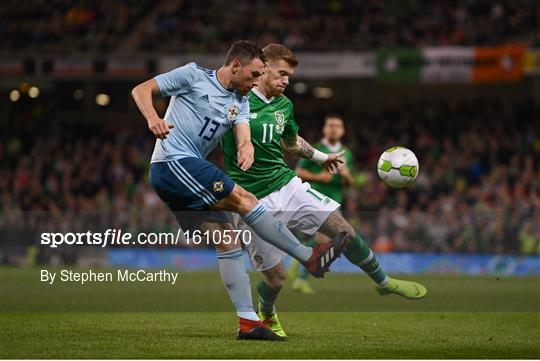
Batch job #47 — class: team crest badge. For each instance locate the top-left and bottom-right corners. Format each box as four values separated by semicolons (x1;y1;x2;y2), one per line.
227;104;239;121
213;181;224;192
274;111;285;133
254;255;263;266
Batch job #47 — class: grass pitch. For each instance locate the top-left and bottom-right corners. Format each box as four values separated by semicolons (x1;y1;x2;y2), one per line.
1;267;539;358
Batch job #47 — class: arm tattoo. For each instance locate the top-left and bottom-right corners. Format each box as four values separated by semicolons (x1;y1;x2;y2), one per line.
282;136;315;158
297;137;315;159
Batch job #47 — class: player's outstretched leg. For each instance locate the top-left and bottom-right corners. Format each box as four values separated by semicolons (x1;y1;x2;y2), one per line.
215;185;347;278
319;211;427;299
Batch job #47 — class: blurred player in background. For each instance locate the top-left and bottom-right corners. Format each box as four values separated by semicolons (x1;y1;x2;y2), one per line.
131;40;346;341
222;44;427;338
290;114;354;293
297;115;354;203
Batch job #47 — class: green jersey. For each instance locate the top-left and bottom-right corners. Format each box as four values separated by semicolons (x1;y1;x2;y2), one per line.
298;142;353;204
222;89;299;199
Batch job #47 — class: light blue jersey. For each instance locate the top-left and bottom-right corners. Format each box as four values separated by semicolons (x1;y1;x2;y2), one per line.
151;62;250;163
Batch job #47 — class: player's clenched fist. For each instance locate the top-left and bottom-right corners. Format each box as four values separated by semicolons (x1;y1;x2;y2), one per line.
148;118;174;139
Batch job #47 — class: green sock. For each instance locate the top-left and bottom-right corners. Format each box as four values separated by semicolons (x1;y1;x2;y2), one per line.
257;279;278;316
303;239;317;248
344;233;389;286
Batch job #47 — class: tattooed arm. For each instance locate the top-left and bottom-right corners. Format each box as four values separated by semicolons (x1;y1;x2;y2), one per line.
281;135;315;159
282;135;332;183
281;135;344;174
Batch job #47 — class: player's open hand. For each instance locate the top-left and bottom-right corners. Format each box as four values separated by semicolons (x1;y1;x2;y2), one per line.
322;150;345;175
148;118;174;139
237;143;254;171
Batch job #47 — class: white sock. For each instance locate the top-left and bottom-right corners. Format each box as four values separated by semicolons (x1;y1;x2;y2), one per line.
237;311;260;321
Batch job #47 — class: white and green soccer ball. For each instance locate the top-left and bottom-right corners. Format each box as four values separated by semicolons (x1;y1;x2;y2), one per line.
377;146;419;188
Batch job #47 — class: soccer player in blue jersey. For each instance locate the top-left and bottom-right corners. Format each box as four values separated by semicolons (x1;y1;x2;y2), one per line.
131;41;347;341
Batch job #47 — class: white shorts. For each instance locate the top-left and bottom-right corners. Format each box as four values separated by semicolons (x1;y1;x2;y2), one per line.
238;176;340;271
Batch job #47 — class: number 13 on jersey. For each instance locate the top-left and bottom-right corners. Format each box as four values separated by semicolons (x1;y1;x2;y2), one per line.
199;116;220;140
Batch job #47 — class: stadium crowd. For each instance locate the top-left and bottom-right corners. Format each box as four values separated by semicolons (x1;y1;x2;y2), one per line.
1;0;153;54
1;99;538;255
2;0;539;54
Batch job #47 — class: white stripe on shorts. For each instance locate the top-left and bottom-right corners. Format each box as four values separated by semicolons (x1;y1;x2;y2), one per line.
174;161;219;203
167;162;215;206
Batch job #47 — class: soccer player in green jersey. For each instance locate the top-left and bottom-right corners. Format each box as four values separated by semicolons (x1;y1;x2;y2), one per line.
222;44;427;338
289;114;355;294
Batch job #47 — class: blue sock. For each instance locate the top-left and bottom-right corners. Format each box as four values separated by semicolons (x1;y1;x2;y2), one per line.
243;204;312;262
217;249;258;321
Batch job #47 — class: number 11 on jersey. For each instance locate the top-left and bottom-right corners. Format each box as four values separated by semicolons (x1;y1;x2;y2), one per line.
261;123;274;143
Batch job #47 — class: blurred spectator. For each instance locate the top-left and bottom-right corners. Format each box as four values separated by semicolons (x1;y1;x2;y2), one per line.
1;0;152;54
1;0;539;55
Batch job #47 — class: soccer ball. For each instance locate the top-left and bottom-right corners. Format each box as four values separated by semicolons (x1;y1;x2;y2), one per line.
377;146;419;188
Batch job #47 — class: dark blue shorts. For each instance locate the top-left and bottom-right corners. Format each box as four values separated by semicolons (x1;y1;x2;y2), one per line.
149;157;235;229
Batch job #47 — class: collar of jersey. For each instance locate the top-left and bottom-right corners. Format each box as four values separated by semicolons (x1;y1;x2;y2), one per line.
251;88;274;104
213;70;234;94
321;138;342;153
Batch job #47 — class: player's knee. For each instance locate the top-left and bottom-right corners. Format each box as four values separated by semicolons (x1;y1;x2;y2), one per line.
240;191;258;213
323;211;355;240
229;186;258;214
